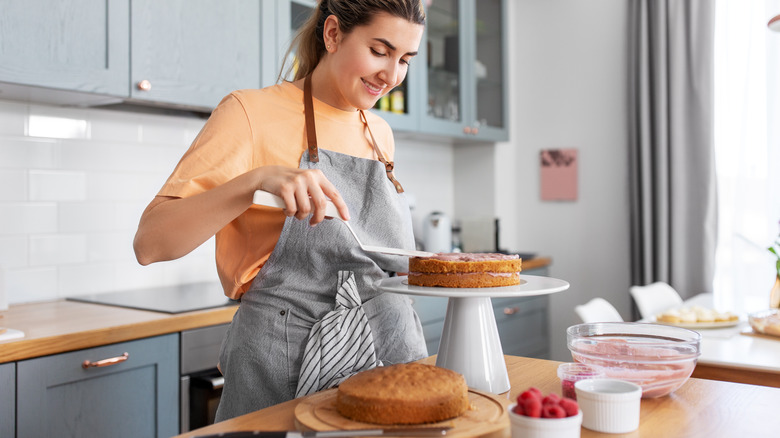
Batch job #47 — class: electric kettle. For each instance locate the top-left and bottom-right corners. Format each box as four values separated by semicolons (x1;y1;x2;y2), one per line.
423;211;452;253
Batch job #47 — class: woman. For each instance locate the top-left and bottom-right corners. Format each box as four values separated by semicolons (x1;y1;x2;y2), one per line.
133;0;428;420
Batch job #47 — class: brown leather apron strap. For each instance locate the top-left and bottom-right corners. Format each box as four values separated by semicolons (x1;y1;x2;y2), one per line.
302;75;403;193
304;75;319;162
359;110;404;194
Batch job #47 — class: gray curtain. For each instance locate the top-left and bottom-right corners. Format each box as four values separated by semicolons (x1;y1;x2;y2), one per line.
628;0;718;301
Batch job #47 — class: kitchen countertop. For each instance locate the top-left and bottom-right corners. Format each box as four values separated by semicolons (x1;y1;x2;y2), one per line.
0;299;238;363
0;257;551;364
173;354;780;438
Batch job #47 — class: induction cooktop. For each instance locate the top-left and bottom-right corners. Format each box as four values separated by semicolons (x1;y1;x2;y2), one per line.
67;282;238;314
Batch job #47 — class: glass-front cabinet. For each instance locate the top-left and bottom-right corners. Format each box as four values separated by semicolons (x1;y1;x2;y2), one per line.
270;0;507;141
280;0;420;131
422;0;507;141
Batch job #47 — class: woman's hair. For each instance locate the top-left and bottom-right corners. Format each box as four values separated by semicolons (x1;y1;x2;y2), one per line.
279;0;426;82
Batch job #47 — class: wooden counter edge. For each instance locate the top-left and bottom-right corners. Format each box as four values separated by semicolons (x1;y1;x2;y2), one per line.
522;256;551;271
0;304;237;363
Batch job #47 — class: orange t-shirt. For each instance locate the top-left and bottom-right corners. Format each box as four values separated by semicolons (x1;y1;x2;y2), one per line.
157;82;396;299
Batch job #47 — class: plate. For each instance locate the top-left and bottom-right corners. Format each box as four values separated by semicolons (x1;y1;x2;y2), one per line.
294;387;508;437
651;318;740;329
375;274;570;298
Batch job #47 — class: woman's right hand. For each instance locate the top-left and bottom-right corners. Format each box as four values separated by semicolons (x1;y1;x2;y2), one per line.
256;165;350;225
134;165;349;265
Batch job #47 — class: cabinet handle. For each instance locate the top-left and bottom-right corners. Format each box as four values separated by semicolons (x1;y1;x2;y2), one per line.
503;306;519;315
137;80;152;91
82;352;129;369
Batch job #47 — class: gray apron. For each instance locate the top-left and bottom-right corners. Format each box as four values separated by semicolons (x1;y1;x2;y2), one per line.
214;77;427;421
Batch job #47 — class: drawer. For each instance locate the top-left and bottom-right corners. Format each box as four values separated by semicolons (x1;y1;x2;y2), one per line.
181;323;230;375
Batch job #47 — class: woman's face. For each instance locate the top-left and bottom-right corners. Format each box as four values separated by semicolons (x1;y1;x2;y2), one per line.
320;12;424;111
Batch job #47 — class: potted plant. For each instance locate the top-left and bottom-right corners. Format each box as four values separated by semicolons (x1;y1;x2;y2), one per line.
770;227;780;308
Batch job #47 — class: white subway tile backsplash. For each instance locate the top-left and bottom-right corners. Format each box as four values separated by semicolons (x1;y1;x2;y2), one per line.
29;234;87;266
115;259;165;291
115;201;149;231
0;236;28;268
87;172;165;202
140;116;191;146
0;100;27;136
1;99;450;305
0;203;58;235
0;137;60;169
88;109;142;143
28;115;88;140
59;202;117;233
5;266;58;304
86;231;135;263
0;170;27;201
59;262;117;296
29;170;86;201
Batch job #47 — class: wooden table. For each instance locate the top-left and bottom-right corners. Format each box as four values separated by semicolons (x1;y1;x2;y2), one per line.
647;293;780;388
174;355;780;437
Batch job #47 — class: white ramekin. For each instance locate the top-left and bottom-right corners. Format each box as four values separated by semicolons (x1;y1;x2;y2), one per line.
574;378;642;433
507;404;582;438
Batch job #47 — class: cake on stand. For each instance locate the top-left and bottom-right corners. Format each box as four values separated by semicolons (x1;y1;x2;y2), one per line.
376;274;570;394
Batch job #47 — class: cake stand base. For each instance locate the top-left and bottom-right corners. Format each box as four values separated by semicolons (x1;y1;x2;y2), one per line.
436;296;510;394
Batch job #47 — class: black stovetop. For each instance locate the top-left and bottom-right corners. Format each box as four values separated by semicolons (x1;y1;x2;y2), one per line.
67;282;238;314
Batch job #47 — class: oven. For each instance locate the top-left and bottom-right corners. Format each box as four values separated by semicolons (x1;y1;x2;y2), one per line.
180;323;229;433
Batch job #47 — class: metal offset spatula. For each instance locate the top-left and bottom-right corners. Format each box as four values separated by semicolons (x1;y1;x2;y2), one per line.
252;190;435;258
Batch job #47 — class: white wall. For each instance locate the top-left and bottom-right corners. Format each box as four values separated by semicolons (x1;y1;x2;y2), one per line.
500;0;632;360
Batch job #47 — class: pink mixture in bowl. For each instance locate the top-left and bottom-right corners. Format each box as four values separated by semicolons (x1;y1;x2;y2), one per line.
567;323;700;398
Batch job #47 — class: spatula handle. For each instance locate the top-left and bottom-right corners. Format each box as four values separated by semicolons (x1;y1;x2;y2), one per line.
252;190;342;219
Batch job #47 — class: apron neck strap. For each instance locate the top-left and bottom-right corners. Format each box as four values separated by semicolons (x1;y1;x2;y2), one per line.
303;75;404;193
359;110;404;193
304;75;319;162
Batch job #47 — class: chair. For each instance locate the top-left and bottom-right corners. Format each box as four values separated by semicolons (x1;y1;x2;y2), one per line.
575;298;624;323
629;281;684;319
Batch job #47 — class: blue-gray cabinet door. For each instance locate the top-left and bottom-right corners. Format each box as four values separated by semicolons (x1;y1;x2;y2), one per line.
129;0;263;110
17;334;179;438
0;362;14;438
0;0;129;96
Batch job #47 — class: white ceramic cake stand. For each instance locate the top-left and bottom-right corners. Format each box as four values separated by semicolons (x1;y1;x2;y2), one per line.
375;274;570;394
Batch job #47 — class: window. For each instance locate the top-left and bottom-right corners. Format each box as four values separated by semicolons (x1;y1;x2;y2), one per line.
713;0;780;312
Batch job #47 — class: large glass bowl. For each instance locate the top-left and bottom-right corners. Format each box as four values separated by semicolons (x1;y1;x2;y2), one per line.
566;322;701;398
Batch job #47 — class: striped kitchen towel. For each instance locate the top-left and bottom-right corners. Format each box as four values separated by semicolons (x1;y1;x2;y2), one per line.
295;270;382;397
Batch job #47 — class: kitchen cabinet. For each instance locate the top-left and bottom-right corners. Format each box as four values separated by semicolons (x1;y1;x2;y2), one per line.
0;0;129;98
421;0;508;141
278;0;507;140
411;265;550;358
0;362;14;438
0;0;273;111
129;0;268;110
17;334;179;438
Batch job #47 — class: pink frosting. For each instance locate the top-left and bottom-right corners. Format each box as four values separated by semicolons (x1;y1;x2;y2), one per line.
423;252;520;262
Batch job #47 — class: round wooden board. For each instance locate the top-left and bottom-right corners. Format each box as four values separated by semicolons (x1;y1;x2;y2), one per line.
294;388;509;437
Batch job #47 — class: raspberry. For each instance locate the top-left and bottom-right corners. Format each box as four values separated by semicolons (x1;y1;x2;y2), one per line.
523;397;543;418
512;402;526;416
559;397;579;417
542;393;560;406
518;388;542;404
527;387;543;399
561;379;576;399
542;404;567;418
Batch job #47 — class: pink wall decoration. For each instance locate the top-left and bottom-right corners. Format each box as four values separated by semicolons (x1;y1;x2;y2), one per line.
540;148;578;201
